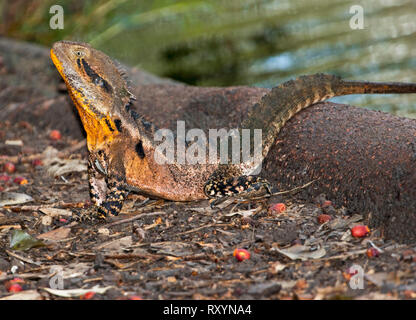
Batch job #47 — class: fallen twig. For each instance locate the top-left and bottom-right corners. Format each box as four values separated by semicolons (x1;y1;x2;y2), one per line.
5;249;42;266
105;211;166;228
271;179;318;196
317;249;368;261
177;223;232;236
7;201;88;212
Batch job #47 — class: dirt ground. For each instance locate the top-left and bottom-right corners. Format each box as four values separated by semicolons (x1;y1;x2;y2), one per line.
1;119;416;300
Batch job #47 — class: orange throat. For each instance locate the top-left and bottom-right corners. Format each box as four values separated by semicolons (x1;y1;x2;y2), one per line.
68;88;118;150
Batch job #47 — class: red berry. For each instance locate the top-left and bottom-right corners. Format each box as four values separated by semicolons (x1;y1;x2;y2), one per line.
317;214;332;224
49;130;62;141
351;225;370;238
5;277;25;291
269;203;286;214
233;248;251;262
80;291;95;300
3;162;16;174
7;283;23;293
13;176;28;185
366;247;380;258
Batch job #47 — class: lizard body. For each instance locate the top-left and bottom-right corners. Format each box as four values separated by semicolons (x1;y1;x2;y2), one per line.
50;41;416;217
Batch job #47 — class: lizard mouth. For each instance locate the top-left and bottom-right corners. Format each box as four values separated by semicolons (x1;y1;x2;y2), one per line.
50;48;66;81
50;44;78;87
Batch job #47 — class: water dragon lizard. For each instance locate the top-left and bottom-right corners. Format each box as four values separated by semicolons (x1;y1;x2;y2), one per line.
50;40;416;218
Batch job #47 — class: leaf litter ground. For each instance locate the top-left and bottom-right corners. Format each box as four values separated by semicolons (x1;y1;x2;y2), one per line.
1;119;416;300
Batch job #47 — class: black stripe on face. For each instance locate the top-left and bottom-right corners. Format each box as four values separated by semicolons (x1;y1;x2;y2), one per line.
81;59;113;94
135;140;145;159
105;119;114;132
114;119;122;132
77;58;81;69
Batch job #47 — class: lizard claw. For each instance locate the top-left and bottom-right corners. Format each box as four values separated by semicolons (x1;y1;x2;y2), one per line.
72;208;107;223
205;175;273;208
209;197;230;209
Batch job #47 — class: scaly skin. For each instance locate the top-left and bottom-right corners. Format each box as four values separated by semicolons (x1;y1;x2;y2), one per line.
50;40;416;218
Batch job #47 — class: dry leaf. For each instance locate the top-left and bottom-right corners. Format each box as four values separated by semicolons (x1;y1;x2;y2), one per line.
43;285;114;298
43;152;87;177
274;244;326;261
269;261;286;273
48;263;91;279
37;227;71;241
0;192;33;207
0;290;42;300
95;236;133;251
150;241;194;257
40;208;72;217
46;158;87;176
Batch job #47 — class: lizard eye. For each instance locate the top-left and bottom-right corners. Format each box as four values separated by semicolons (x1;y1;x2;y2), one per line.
94;77;104;86
74;50;84;57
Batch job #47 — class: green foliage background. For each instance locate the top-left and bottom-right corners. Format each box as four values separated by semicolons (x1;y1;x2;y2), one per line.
1;0;415;116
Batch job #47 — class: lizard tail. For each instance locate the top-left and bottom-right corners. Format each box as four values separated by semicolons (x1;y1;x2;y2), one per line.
242;73;416;158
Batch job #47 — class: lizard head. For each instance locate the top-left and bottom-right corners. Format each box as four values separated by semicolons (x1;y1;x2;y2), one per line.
51;40;135;149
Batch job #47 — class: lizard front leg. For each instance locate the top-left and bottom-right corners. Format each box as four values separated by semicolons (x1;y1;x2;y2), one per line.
97;174;128;217
88;155;108;207
72;156;109;221
88;154;127;218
